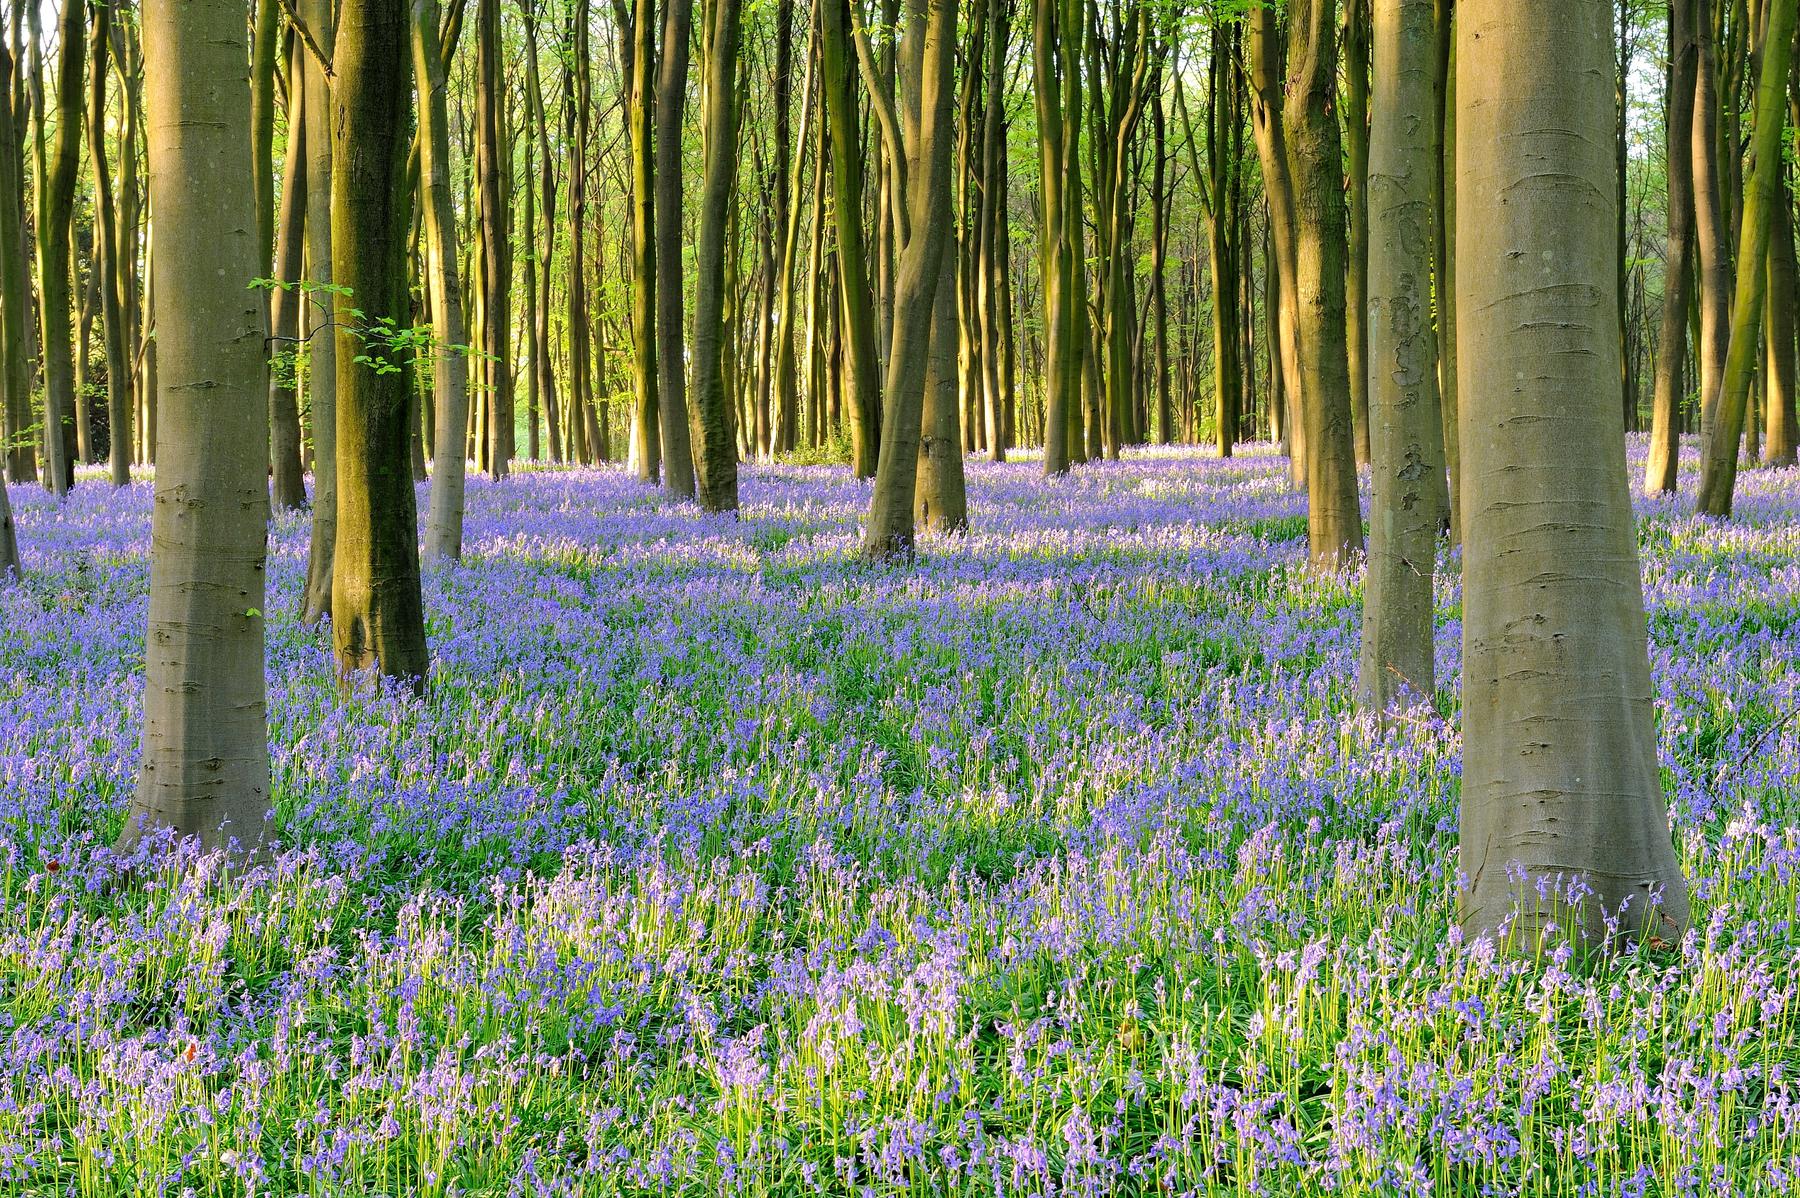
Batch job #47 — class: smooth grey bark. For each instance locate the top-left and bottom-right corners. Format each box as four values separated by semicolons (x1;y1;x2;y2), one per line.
1456;0;1689;949
1358;0;1446;712
126;0;272;854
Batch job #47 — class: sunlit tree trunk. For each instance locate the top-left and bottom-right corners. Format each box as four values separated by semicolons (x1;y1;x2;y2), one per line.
126;0;272;853
1696;0;1796;515
1647;0;1699;493
268;35;309;511
624;0;660;484
35;0;84;496
476;0;511;480
1247;6;1305;491
655;0;697;497
1691;0;1731;439
0;16;34;486
1457;0;1689;948
331;0;429;688
688;0;744;511
1358;0;1446;711
415;0;471;562
299;0;338;625
820;0;881;478
85;5;130;486
1284;0;1365;569
1343;0;1373;467
1769;152;1800;466
861;0;958;558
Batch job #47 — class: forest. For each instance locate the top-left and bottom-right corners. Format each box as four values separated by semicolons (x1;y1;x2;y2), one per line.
0;0;1798;1193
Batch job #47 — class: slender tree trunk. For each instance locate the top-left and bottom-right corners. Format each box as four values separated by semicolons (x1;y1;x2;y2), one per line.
1696;0;1796;515
126;0;272;853
300;0;339;625
268;38;309;510
522;1;560;463
1247;6;1306;491
1647;0;1699;493
1457;0;1689;948
1285;0;1366;569
1434;0;1460;539
688;0;744;511
861;0;958;559
1691;0;1732;439
0;15;31;487
1343;0;1373;466
331;0;429;688
85;6;130;485
476;0;511;481
416;0;472;562
1359;0;1446;711
655;0;697;496
624;0;660;483
35;0;84;496
1768;156;1800;465
821;0;882;477
915;242;967;531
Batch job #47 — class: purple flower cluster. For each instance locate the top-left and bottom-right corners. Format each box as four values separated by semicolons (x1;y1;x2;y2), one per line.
0;440;1795;1195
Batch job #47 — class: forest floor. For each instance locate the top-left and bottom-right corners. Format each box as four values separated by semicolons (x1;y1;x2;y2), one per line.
1;441;1798;1195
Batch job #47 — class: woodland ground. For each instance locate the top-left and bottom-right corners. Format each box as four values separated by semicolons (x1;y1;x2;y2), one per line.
1;441;1798;1196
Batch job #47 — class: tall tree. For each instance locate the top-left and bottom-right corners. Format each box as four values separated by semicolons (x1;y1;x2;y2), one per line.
35;0;84;496
1284;0;1366;568
1690;0;1730;444
820;0;882;478
1358;0;1446;711
1696;0;1797;515
860;0;959;558
268;33;310;512
126;0;272;853
475;0;512;479
624;0;659;484
1457;0;1689;947
331;0;429;688
416;0;472;562
86;2;130;486
0;13;35;486
299;0;339;625
654;0;697;497
1646;0;1698;493
687;0;745;510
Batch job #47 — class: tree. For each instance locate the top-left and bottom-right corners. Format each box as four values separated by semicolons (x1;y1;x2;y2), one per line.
820;0;882;478
859;0;959;559
1645;0;1697;494
125;0;272;853
0;16;35;486
331;0;429;689
687;0;745;511
1456;0;1689;947
268;33;310;512
625;0;659;484
1695;0;1798;516
34;0;83;496
1358;0;1446;711
655;0;697;498
415;0;472;562
86;3;130;486
300;0;339;625
1285;0;1365;569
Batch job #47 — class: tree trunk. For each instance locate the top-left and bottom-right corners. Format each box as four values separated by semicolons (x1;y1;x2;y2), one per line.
655;0;697;497
331;0;429;689
820;0;882;478
1343;0;1373;467
1768;155;1800;466
1285;0;1366;569
299;0;338;624
35;0;84;496
126;0;272;853
1358;0;1446;711
861;0;958;559
416;0;472;562
1647;0;1699;493
476;0;511;481
1696;0;1796;515
268;36;309;511
1691;0;1731;440
1247;6;1306;491
86;6;130;486
1457;0;1689;948
688;0;744;511
625;0;659;484
0;15;33;487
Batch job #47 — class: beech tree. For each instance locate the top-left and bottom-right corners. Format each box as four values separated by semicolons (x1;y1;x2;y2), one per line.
126;0;271;853
1457;0;1689;947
